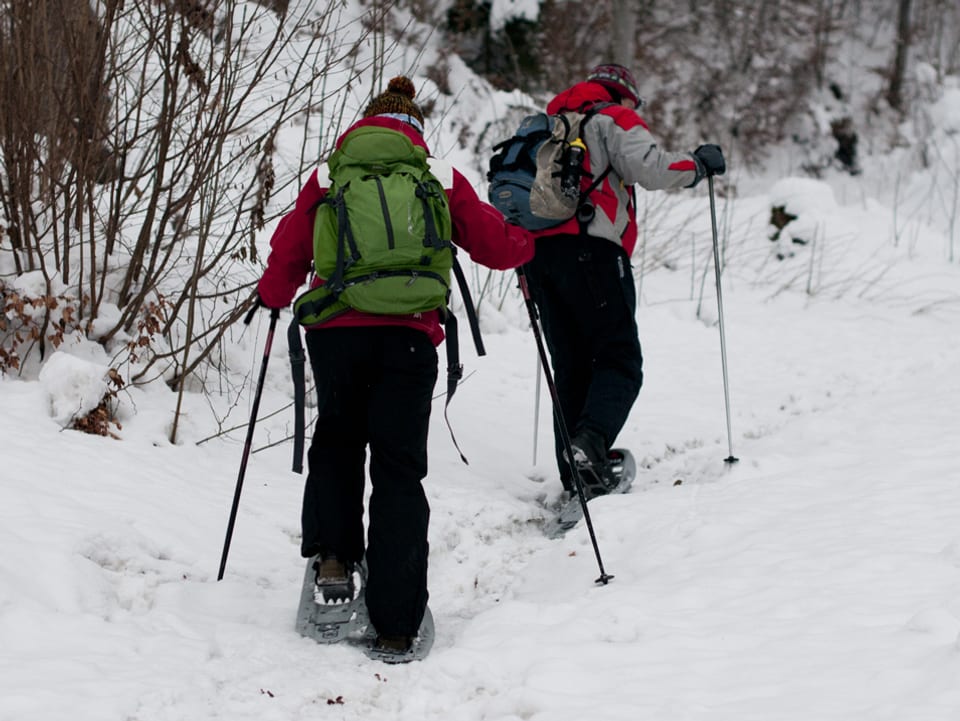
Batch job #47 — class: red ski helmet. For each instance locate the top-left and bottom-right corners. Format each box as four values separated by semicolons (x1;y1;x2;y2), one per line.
586;63;643;108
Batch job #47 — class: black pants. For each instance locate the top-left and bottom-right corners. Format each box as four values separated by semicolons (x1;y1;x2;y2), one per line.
524;235;644;489
302;326;438;638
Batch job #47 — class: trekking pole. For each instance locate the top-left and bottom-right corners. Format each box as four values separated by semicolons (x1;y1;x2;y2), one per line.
516;267;614;585
533;353;541;465
217;305;281;581
708;177;738;465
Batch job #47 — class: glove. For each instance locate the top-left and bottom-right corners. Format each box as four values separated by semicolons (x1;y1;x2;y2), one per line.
244;292;280;325
693;144;726;178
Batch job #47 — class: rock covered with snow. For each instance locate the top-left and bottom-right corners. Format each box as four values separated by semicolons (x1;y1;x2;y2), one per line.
766;177;839;257
38;351;110;426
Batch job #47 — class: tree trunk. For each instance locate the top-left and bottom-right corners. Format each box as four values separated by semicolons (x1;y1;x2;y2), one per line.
887;0;912;111
609;0;637;68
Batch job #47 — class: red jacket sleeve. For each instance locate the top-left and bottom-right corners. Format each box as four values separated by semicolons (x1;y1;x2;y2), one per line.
448;168;534;269
259;159;533;310
257;169;325;309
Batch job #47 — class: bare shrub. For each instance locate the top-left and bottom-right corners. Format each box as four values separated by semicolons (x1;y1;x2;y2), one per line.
0;0;389;440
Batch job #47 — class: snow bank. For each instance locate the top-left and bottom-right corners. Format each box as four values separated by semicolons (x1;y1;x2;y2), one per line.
38;351;110;426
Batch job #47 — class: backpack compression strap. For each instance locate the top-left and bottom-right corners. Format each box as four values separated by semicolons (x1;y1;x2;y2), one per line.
285;253;485;473
441;252;485;465
322;187;360;295
416;181;452;253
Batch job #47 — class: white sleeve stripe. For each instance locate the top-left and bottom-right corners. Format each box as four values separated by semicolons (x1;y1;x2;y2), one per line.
314;163;331;188
427;158;454;189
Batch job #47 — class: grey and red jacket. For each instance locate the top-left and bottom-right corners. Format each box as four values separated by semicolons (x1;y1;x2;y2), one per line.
538;81;700;257
257;115;534;345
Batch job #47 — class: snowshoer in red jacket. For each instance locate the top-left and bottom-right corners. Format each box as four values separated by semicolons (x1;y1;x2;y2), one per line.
523;63;726;497
258;76;533;658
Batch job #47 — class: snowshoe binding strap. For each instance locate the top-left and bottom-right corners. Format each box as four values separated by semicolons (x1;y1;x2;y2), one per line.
312;556;356;604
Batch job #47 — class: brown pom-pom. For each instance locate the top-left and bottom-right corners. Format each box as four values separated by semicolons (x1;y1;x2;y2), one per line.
387;76;416;100
362;75;424;125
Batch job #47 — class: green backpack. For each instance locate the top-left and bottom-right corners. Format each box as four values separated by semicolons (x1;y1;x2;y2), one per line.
293;125;454;325
286;125;484;474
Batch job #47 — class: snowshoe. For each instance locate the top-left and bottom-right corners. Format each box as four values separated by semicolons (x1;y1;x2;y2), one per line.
543;448;636;539
295;556;368;644
295;556;435;662
363;608;435;664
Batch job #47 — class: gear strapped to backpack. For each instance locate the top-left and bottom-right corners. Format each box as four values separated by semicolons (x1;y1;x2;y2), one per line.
287;125;484;472
487;105;611;231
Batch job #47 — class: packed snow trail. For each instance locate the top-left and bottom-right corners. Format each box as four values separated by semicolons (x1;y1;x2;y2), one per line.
4;270;960;720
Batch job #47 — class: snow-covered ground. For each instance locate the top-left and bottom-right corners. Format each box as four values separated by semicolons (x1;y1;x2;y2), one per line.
4;171;960;719
4;6;960;717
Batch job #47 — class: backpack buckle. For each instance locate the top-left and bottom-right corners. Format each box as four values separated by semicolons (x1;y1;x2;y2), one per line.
447;362;463;382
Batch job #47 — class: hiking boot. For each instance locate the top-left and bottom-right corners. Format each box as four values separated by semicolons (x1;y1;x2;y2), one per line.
368;634;415;663
312;554;355;604
374;634;413;653
565;429;619;500
565;428;606;471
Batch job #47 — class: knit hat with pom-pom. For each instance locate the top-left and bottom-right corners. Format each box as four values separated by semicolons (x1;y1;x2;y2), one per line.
362;76;424;131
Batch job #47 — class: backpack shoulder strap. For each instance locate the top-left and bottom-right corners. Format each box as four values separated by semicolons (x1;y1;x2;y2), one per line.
575;100;615;117
582;103;615;166
575;101;615;140
571;102;616;235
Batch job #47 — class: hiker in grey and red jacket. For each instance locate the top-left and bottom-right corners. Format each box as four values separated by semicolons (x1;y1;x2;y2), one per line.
523;63;725;497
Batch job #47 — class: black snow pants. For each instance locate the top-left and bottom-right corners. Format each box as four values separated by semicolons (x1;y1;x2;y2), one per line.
523;234;644;490
302;325;438;638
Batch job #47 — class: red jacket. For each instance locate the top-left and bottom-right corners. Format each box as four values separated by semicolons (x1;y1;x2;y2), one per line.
258;116;534;345
538;82;699;257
